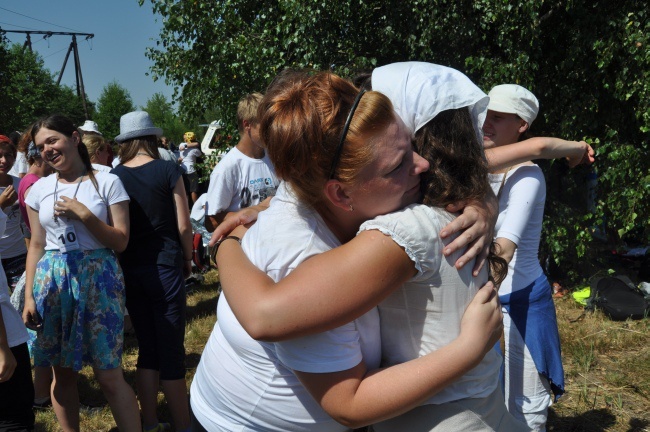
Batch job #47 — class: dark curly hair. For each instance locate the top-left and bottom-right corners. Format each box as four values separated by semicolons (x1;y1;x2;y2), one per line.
414;107;507;284
415;108;489;207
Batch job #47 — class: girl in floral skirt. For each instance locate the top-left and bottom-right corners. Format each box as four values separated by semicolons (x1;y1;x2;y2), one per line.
22;114;140;432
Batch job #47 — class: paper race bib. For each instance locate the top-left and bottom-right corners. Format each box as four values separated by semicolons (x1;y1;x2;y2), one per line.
55;225;80;252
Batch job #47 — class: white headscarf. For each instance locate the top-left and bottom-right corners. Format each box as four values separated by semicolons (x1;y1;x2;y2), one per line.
371;62;488;142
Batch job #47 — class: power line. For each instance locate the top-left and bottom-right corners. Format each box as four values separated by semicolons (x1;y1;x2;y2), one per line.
0;6;84;33
0;21;39;31
43;46;70;59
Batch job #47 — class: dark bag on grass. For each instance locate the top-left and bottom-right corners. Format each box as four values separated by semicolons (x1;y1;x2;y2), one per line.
586;275;650;320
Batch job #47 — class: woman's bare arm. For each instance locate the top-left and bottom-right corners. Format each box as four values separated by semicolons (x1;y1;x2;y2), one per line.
173;178;193;277
486;137;594;171
23;206;46;330
295;283;503;428
440;138;595;273
217;228;416;341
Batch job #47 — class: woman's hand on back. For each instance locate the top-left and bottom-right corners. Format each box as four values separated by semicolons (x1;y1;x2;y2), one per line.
459;282;503;364
441;191;498;276
208;197;272;247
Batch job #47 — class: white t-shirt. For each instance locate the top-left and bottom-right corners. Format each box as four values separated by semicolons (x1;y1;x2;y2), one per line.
359;204;501;406
0;210;29;348
205;146;279;216
158;148;177;163
489;164;546;296
91;163;112;173
179;148;202;174
25;172;130;251
111;156;121;168
0;176;27;259
190;193;208;223
8;152;28;177
190;182;381;432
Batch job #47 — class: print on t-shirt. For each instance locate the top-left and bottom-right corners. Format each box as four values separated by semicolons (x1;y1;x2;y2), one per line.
240;176;276;208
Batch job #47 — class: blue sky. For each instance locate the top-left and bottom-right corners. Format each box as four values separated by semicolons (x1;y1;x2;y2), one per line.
0;0;175;109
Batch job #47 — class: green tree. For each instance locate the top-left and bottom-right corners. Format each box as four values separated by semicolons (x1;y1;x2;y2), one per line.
141;0;650;282
95;81;135;141
1;39;93;133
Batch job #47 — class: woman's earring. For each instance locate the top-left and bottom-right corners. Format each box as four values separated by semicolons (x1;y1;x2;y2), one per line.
349;204;354;212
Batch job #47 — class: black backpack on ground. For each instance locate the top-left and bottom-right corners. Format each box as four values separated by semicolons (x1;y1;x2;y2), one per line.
586;275;650;321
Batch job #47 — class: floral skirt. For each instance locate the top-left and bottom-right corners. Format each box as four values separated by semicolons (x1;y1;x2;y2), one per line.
32;249;125;371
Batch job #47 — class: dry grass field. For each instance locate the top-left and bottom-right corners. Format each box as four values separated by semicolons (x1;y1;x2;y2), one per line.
32;269;649;431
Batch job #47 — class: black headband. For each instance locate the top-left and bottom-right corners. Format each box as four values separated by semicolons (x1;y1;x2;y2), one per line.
328;89;367;179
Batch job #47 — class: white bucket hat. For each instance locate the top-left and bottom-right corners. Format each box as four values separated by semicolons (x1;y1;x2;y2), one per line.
79;120;102;136
487;84;539;126
115;111;163;143
371;62;489;142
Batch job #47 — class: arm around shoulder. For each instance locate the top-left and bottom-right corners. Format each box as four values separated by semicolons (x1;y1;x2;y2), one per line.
217;229;416;341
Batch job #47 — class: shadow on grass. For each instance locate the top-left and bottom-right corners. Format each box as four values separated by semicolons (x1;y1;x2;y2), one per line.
627;418;650;432
548;407;616;431
186;294;220;323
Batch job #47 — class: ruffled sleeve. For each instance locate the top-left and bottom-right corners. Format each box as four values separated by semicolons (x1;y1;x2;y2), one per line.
359;204;450;282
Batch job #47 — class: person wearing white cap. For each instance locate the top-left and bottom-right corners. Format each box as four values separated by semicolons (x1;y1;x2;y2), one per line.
78;120;103;137
484;84;565;431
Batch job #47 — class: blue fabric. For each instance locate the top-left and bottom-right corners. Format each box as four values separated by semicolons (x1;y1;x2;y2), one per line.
33;249;125;371
500;273;565;400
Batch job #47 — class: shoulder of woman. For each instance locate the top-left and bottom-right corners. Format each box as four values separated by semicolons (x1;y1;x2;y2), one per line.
510;163;543;176
360;204;444;246
94;170;116;180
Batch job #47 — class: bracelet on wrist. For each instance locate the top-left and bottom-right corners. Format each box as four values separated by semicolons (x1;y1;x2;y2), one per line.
210;235;242;262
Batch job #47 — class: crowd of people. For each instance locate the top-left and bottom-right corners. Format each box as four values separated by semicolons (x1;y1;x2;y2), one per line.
0;61;594;432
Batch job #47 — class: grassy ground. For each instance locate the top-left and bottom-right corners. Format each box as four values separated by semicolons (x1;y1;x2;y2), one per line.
33;269;649;431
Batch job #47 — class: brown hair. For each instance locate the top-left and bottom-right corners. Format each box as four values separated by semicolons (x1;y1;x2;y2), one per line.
118;136;160;164
416;108;490;207
82;134;107;162
259;70;395;207
516;115;533;141
414;107;507;284
17;125;32;154
237;92;264;133
31;114;98;188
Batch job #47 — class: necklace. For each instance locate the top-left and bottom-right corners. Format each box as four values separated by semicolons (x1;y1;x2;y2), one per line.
53;171;85;224
136;152;150;157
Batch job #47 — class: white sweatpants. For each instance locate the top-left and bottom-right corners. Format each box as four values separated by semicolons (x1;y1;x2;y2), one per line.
502;307;553;431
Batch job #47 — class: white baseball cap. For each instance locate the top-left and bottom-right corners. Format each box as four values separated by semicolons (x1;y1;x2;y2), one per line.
487;84;539;126
79;120;102;136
